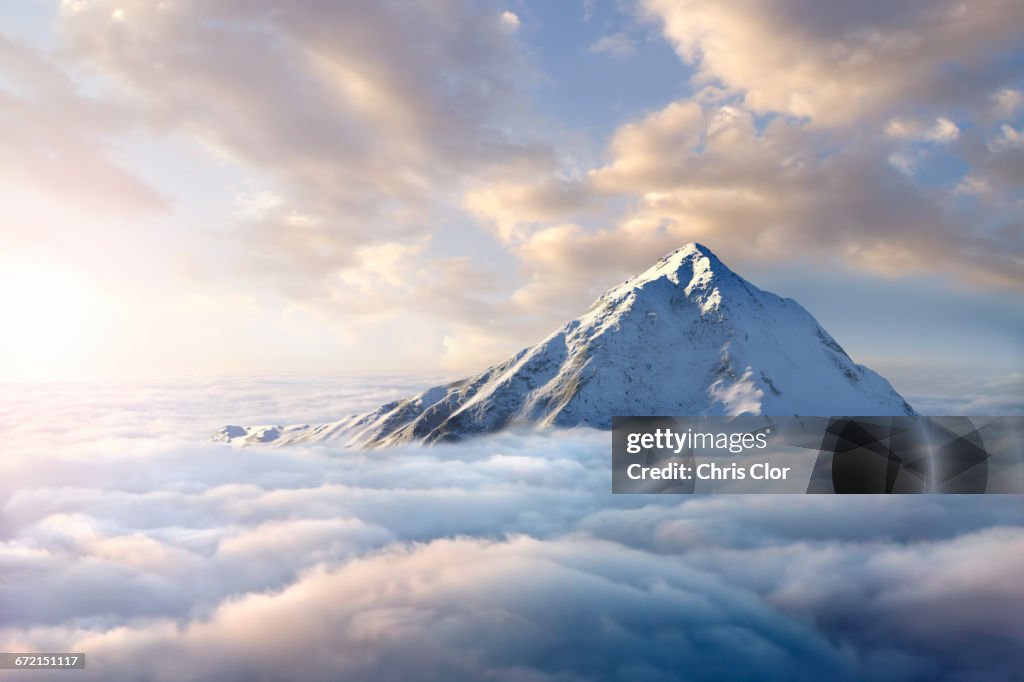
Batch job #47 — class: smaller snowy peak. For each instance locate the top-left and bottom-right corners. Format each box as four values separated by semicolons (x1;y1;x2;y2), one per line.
213;423;310;445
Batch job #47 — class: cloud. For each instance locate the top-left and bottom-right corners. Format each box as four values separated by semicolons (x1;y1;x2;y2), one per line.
500;10;521;30
884;117;959;143
441;329;523;371
1;378;1023;680
449;0;1024;349
59;536;859;681
953;175;992;196
992;88;1024;119
483;100;1022;318
464;176;594;244
889;371;1024;415
955;123;1024;199
638;0;1024;125
5;0;1017;376
0;35;165;216
54;0;544;316
588;33;638;59
987;124;1024;153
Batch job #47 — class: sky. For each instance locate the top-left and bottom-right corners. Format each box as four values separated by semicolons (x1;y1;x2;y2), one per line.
1;0;1022;385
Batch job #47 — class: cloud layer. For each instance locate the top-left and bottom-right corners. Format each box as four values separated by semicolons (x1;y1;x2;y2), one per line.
1;378;1022;680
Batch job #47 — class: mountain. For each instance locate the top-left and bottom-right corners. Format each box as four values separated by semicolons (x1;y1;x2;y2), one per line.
216;243;915;448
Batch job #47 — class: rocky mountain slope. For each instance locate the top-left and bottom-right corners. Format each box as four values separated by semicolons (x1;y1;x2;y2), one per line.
216;244;915;448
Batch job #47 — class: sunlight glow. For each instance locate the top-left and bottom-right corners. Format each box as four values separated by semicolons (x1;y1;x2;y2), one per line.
0;259;102;380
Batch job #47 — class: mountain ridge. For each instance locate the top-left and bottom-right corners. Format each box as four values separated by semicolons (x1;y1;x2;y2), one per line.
216;243;915;448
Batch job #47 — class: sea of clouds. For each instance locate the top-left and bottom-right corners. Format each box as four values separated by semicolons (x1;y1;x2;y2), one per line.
1;376;1022;681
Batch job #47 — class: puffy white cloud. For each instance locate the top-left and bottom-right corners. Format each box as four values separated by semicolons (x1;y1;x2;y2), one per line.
500;10;521;30
1;378;1022;680
884;117;959;143
485;99;1021;317
464;177;594;245
639;0;1024;125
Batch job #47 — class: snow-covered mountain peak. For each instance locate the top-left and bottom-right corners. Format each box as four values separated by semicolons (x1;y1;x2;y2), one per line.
607;242;721;293
591;243;748;320
217;243;916;448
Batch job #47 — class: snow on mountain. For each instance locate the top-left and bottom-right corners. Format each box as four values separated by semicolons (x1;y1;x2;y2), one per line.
216;243;915;448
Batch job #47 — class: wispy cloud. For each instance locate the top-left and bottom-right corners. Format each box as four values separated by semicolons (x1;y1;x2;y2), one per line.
0;36;165;214
588;32;638;59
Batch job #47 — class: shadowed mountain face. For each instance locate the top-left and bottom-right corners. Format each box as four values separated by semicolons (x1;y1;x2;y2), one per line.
217;244;915;448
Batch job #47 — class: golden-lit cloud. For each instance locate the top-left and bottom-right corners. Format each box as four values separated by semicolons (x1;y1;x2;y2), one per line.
463;97;1020;327
884;117;960;143
0;0;1020;375
639;0;1024;125
454;0;1024;329
0;36;165;214
53;0;542;315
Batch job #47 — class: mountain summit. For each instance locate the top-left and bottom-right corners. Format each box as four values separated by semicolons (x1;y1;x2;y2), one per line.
217;243;915;448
